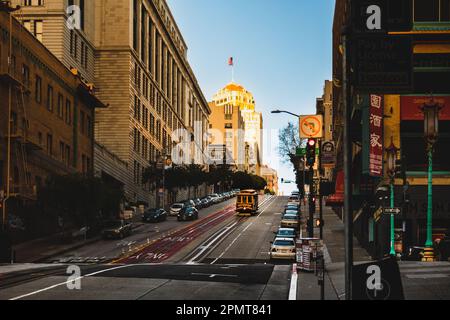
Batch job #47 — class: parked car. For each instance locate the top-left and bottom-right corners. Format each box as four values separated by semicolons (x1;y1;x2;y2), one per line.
402;246;425;261
170;203;185;216
193;198;203;209
288;196;300;203
177;206;199;221
184;200;196;208
209;194;221;204
200;197;211;208
270;237;296;260
274;228;297;240
142;209;167;223
280;214;300;229
102;220;132;239
284;209;300;217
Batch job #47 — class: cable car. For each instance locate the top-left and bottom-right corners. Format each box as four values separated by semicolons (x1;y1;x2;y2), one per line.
236;189;259;216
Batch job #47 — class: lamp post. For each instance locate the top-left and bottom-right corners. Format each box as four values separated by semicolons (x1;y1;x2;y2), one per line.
420;100;442;262
271;110;300;118
385;138;399;257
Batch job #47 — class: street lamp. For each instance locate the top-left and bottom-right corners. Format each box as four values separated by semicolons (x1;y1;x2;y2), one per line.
271;110;300;118
385;138;399;257
420;100;443;262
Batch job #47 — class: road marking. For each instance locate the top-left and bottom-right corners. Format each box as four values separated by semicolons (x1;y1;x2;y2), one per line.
186;222;239;264
9;264;136;301
289;264;298;300
191;273;238;279
210;196;278;264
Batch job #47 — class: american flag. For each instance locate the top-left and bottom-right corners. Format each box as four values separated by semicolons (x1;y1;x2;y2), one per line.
228;57;234;66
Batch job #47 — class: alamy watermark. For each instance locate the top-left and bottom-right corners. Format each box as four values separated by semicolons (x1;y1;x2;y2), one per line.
66;5;81;30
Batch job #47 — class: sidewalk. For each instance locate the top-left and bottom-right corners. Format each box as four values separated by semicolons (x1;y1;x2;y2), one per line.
296;200;372;300
10;218;145;263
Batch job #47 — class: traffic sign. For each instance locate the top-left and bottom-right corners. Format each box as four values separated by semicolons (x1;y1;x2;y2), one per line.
383;208;401;215
299;115;323;139
321;141;336;167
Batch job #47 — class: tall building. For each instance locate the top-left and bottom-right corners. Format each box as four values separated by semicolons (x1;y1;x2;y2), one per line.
332;0;450;259
260;165;278;195
12;0;212;207
0;8;102;213
209;82;263;174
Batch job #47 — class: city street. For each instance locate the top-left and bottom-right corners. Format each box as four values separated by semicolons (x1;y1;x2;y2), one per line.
0;196;293;300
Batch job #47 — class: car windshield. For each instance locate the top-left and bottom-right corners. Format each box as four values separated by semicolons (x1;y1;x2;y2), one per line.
274;240;294;246
146;209;158;214
283;215;298;220
285;210;298;215
278;230;295;236
172;204;183;209
185;208;195;213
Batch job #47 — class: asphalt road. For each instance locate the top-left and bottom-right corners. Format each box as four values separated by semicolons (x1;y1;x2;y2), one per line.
0;196;294;300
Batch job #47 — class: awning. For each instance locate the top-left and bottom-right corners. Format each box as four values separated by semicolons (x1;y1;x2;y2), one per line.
326;170;344;206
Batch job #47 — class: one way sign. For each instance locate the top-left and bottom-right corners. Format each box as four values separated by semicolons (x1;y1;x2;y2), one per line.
383;208;401;215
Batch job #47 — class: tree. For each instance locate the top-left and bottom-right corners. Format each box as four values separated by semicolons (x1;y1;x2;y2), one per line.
278;122;303;164
232;172;267;191
279;122;307;197
38;174;124;234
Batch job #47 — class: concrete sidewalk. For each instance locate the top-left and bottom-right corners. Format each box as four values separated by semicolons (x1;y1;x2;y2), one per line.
11;220;145;263
296;200;372;300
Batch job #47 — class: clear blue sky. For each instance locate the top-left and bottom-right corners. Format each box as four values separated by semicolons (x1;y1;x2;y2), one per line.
168;0;335;195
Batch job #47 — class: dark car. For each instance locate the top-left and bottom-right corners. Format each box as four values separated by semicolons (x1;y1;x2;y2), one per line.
178;206;199;221
193;199;203;209
402;246;426;261
142;209;167;223
200;197;211;208
102;220;132;239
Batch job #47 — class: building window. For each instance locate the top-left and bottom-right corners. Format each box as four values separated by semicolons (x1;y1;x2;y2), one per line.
225;123;233;129
141;7;147;63
414;0;450;22
22;64;30;88
74;34;78;60
57;93;64;118
65;99;72;125
46;85;53;111
23;0;43;6
35;75;42;103
79;0;85;30
34;20;43;42
86;115;92;138
80;110;85;134
148;18;153;74
65;145;71;167
133;0;138;51
60;141;65;162
80;42;85;67
70;30;74;55
133;128;138;151
47;133;53;156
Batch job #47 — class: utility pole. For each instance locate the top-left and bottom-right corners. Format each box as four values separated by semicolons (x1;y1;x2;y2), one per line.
342;24;353;300
318;139;323;240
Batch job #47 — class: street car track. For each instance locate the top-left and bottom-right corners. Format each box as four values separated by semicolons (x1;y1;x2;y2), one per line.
113;196;274;265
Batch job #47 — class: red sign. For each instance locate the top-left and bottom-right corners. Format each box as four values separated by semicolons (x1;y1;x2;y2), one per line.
369;95;384;177
401;96;450;120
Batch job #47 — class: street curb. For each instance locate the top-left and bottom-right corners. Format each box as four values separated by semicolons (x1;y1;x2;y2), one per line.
31;223;144;264
289;263;298;300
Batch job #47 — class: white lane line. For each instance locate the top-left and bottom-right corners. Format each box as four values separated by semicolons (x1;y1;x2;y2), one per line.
289;264;298;301
9;264;137;301
185;195;274;264
186;221;239;265
210;196;278;264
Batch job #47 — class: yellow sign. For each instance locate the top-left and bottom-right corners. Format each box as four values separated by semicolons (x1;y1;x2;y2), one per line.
299;115;323;139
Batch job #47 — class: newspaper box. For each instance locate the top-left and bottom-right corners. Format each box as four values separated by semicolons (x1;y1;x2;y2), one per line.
296;238;323;272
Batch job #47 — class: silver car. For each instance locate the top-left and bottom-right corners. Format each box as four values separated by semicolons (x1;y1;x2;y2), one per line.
169;203;184;216
270;238;296;260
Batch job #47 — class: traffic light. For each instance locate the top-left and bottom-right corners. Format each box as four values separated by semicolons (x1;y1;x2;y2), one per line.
395;156;407;183
306;139;316;166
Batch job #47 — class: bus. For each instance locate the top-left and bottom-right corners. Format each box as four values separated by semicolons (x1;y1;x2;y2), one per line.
236;190;259;216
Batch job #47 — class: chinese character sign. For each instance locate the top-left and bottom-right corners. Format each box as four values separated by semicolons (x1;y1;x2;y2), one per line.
369;94;383;177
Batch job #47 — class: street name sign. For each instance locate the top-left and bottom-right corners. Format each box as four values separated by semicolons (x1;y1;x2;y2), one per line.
383;208;401;215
